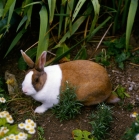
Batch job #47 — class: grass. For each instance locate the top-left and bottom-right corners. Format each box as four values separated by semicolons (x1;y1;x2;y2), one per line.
51;81;83;122
89;103;113;140
122;113;139;140
35;126;46;140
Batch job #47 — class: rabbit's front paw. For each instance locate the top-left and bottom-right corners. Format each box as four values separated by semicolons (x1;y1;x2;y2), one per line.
34;105;47;113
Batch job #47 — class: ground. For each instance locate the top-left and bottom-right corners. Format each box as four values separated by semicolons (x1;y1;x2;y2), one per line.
0;43;139;140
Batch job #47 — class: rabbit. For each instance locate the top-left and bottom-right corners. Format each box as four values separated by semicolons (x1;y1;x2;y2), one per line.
21;50;120;113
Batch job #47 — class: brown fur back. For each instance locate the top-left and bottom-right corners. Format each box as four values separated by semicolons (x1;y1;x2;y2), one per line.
59;60;112;105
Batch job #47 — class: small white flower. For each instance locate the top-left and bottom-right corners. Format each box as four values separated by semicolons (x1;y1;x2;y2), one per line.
6;116;14;124
8;134;15;139
0;111;10;118
136;134;139;140
14;135;20;140
24;123;32;131
0;112;6;118
25;119;34;124
28;128;36;134
18;122;25;129
1;137;9;140
18;132;28;139
0;97;6;103
25;119;36;128
0;126;9;134
135;122;139;126
30;121;37;128
130;112;138;118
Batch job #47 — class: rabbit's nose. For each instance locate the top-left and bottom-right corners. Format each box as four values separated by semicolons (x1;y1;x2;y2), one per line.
22;87;27;93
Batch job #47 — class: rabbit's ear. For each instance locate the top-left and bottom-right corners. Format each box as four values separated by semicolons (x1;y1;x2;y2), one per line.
35;51;47;71
21;50;35;68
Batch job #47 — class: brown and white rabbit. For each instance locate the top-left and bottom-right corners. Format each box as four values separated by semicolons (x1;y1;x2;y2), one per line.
21;50;119;113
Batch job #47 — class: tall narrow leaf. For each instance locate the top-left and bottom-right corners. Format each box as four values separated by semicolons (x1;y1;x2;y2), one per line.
16;15;28;32
6;0;16;31
36;6;49;61
87;16;111;41
126;0;138;51
4;28;26;57
64;0;74;33
2;0;15;18
87;0;100;42
112;0;122;35
48;0;56;24
25;0;33;29
54;5;93;49
0;1;3;17
58;3;65;38
72;0;86;22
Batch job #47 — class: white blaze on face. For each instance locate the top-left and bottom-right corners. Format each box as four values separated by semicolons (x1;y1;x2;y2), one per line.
22;71;37;95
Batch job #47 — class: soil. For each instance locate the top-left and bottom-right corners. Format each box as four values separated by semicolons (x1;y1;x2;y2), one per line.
0;41;139;140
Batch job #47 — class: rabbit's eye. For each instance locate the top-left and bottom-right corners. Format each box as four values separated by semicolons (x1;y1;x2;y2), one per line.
35;78;39;83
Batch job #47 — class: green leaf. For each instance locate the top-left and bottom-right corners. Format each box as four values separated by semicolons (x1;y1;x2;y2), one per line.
4;28;27;58
54;5;93;49
23;1;42;8
64;0;74;33
6;0;16;31
0;118;7;126
72;129;94;140
48;0;56;24
18;47;37;70
116;85;130;99
87;0;100;41
74;46;87;60
36;5;49;61
73;129;83;139
58;4;65;38
16;15;28;32
72;0;86;22
48;38;86;65
87;16;111;41
25;0;33;29
126;0;138;51
0;1;3;18
2;0;15;18
56;43;70;59
124;92;130;98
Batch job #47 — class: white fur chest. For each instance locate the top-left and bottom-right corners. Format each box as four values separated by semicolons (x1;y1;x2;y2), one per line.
32;65;62;105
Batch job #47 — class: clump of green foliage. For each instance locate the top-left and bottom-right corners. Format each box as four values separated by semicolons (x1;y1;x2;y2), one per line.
36;126;46;140
89;103;113;140
122;114;139;140
52;82;83;122
95;36;131;69
113;85;130;100
72;129;95;140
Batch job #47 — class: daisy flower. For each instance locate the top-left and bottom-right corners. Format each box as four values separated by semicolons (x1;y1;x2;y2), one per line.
18;122;25;129
0;127;9;134
18;132;28;140
8;134;15;139
25;119;34;124
2;127;9;134
1;136;9;140
25;119;36;128
130;112;138;118
24;123;32;131
6;116;14;124
0;97;6;103
28;128;36;134
136;134;139;140
0;111;10;118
